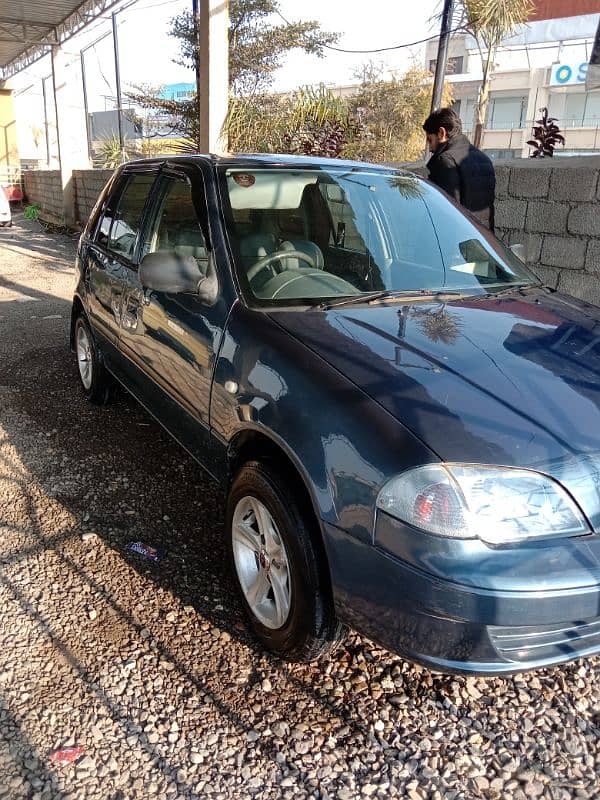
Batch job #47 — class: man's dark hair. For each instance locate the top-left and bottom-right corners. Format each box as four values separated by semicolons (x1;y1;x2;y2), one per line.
423;107;462;137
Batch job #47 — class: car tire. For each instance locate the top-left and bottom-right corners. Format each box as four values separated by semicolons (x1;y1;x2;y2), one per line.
227;461;346;662
74;314;113;404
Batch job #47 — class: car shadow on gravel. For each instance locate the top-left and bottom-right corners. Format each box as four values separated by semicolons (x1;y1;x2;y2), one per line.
3;335;462;794
4;305;600;797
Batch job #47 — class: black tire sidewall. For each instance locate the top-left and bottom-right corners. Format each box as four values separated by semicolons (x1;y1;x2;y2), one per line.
75;315;108;403
227;463;326;657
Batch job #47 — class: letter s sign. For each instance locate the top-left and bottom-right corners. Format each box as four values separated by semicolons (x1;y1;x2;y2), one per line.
551;63;590;86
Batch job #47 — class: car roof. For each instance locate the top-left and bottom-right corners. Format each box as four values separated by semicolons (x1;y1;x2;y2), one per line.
122;152;412;174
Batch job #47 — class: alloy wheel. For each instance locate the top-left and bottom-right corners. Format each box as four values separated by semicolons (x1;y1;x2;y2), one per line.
231;495;292;629
76;322;93;390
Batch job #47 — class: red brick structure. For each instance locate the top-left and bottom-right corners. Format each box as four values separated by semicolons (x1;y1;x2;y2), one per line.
531;0;600;21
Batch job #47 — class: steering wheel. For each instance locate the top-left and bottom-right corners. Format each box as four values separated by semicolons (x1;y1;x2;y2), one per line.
247;249;315;282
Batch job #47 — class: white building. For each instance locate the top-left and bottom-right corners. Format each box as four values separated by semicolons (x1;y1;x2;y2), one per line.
425;12;600;158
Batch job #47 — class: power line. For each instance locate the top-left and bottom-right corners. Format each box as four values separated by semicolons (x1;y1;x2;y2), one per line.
274;9;458;54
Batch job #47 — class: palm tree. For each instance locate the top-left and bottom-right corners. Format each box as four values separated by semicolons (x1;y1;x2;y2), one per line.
455;0;533;147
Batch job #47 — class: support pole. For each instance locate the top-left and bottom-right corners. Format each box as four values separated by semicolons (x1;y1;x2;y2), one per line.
587;18;600;91
51;45;90;226
430;0;454;113
198;0;229;154
80;51;93;162
192;0;202;150
112;11;125;163
41;76;50;167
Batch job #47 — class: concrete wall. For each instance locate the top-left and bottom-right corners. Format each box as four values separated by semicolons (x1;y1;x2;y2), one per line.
494;156;600;305
73;169;114;224
23;170;63;221
24;168;113;226
0;89;18;169
21;158;600;307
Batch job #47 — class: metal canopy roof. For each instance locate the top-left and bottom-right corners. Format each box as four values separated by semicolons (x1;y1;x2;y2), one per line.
0;0;123;79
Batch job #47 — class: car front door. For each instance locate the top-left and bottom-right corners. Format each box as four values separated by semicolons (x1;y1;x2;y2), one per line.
84;169;157;370
118;164;231;474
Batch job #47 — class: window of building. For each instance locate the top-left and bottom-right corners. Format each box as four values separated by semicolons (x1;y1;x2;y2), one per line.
487;96;527;130
564;92;600;127
428;55;464;74
461;98;478;132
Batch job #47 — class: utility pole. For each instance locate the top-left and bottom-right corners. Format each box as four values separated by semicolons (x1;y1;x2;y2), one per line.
192;0;202;151
112;11;126;163
430;0;454;113
587;17;600;91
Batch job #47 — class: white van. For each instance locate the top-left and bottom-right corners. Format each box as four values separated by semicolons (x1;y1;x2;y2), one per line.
0;186;12;227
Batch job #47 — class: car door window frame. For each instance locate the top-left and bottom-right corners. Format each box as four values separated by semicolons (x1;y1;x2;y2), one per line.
92;166;160;267
141;168;211;266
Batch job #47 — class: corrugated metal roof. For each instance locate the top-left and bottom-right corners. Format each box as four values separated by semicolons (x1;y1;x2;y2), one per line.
0;0;122;78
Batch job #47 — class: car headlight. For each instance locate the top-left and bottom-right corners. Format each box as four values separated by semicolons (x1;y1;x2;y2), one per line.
376;464;590;545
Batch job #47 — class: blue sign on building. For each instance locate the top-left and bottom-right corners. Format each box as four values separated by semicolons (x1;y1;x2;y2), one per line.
550;62;589;86
158;82;196;101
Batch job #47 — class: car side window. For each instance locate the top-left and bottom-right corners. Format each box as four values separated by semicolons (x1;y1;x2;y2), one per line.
145;176;209;273
95;176;126;248
102;173;155;261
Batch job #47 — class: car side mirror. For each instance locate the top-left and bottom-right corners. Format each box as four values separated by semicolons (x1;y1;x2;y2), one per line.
139;252;218;306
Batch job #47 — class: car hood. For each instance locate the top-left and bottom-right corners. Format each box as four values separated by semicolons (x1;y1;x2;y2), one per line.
269;287;600;525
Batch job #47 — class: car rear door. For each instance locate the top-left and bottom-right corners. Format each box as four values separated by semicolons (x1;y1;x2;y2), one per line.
118;162;232;473
84;167;158;371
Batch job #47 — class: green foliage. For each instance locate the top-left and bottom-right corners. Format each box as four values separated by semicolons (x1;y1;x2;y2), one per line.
173;0;338;96
24;203;39;220
225;86;356;157
93;134;136;169
459;0;534;49
455;0;533;143
527;107;565;158
344;64;452;163
127;0;338;150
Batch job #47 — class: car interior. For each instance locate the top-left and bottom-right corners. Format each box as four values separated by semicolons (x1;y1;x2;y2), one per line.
222;168;534;304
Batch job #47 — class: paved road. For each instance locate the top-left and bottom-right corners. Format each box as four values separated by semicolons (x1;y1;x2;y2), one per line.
0;214;599;800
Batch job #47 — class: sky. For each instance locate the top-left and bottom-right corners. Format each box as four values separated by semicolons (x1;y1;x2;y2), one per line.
12;0;443;109
9;0;442;159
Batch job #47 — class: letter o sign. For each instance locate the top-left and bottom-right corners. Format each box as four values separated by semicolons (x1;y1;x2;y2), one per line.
556;65;572;84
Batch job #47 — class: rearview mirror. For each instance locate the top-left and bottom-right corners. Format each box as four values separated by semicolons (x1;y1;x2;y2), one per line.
139;252;218;306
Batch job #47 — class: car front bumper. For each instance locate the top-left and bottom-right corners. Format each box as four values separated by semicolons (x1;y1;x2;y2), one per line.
322;514;600;674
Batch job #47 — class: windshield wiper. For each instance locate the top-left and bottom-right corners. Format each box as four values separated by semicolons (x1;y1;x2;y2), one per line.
468;283;538;301
316;288;466;311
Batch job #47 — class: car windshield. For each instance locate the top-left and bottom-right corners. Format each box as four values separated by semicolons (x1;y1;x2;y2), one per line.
219;165;537;307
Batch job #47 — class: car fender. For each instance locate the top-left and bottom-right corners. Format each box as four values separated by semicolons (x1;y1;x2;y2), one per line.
211;302;436;542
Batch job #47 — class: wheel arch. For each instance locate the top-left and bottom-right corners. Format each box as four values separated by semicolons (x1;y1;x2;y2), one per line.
227;427;335;591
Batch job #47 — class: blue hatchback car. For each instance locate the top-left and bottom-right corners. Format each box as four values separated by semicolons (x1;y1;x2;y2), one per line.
72;154;600;674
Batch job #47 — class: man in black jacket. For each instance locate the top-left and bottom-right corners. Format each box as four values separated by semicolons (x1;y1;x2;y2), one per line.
423;108;495;231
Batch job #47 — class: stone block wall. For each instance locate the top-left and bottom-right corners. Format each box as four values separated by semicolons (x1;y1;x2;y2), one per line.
23;170;63;222
73;169;114;225
492;156;600;305
23;168;114;227
21;159;600;307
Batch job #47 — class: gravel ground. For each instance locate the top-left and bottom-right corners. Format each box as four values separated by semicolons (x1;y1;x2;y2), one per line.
0;213;599;800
